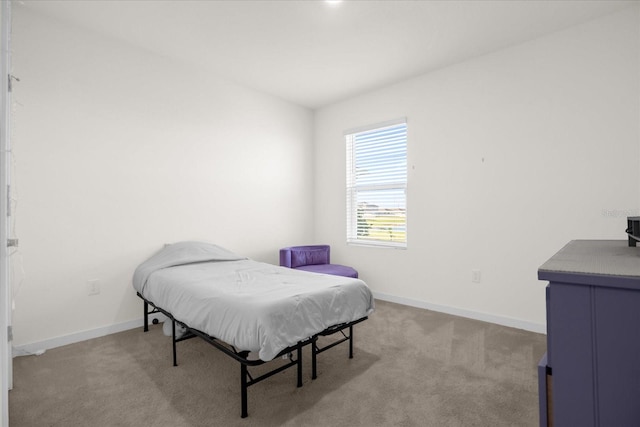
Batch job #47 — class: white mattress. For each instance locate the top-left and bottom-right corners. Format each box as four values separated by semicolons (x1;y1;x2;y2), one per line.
133;242;375;361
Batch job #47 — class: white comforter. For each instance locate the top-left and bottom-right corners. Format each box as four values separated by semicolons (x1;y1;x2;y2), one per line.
133;242;375;361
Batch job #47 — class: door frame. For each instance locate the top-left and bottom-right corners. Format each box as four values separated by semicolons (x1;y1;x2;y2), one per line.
1;1;13;426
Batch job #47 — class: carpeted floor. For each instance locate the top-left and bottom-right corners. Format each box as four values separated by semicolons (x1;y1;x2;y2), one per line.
9;300;546;426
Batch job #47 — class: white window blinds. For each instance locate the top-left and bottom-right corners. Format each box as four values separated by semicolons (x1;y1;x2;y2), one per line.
346;119;407;248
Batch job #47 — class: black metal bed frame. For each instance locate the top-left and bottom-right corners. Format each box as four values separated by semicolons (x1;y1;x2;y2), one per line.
137;292;367;418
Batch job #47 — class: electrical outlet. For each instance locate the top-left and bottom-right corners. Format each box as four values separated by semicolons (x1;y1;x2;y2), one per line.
88;279;100;296
472;270;481;283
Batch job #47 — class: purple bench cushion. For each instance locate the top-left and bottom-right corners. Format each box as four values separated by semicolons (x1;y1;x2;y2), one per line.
290;248;329;268
295;264;358;279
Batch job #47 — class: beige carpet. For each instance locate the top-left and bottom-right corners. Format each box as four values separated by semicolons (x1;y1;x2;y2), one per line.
9;300;546;426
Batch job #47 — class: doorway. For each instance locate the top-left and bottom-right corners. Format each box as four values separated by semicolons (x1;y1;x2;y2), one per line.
1;1;13;426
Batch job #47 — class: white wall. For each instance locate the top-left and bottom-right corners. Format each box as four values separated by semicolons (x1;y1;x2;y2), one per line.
10;6;314;348
315;7;640;331
10;5;640;351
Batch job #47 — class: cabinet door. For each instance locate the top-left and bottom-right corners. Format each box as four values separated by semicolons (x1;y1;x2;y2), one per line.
548;282;596;426
594;286;640;425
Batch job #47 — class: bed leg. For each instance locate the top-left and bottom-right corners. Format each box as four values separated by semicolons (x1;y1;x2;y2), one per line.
311;336;318;380
297;344;303;388
349;325;354;359
143;301;149;332
172;320;178;367
241;362;248;418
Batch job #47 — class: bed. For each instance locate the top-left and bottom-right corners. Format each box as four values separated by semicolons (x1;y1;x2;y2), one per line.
132;241;375;417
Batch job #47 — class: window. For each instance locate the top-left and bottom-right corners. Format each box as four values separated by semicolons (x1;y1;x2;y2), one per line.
346;119;407;248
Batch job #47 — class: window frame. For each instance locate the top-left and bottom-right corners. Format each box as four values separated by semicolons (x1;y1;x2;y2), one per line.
345;118;407;249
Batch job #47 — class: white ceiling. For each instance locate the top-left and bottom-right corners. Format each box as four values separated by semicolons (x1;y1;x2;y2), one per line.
20;0;637;109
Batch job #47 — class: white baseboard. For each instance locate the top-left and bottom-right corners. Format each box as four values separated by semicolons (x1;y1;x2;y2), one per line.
373;291;547;335
12;294;545;357
12;313;166;358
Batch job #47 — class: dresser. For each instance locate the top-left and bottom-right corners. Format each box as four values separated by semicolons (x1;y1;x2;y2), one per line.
538;240;640;426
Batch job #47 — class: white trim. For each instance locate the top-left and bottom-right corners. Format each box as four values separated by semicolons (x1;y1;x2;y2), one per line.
343;117;407;136
372;291;546;335
347;240;407;250
0;2;11;426
12;313;166;357
11;293;546;358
